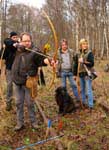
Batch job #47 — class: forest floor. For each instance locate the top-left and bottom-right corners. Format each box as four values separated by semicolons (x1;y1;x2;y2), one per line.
0;59;109;150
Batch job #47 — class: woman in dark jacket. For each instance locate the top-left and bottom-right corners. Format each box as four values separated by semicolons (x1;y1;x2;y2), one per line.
74;38;94;111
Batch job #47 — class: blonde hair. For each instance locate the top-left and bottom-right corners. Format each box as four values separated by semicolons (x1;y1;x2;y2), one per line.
79;38;88;49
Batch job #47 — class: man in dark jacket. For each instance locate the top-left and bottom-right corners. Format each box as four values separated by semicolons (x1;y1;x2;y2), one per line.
1;31;18;111
12;32;55;131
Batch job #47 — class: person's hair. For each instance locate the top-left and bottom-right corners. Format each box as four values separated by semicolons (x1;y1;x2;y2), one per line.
60;39;68;46
79;38;88;49
20;32;32;41
79;38;88;46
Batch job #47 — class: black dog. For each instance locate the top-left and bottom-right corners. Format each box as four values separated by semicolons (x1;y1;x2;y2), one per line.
55;86;76;115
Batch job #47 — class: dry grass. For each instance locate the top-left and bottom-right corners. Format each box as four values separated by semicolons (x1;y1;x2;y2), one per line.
0;60;109;150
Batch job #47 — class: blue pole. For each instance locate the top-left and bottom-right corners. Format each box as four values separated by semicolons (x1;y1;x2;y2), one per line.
16;135;64;150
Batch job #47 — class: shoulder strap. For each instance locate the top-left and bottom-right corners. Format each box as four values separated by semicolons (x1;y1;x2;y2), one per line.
85;50;92;59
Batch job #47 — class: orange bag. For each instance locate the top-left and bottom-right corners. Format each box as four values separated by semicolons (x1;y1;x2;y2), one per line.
26;76;38;98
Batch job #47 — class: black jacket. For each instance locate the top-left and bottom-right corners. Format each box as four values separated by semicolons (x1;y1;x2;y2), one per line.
73;50;94;76
2;38;17;70
12;49;47;85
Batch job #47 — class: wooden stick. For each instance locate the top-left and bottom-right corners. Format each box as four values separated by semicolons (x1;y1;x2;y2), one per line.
76;61;83;108
35;99;64;150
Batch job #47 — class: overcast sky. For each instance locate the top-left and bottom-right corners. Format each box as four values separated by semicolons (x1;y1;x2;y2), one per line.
11;0;45;8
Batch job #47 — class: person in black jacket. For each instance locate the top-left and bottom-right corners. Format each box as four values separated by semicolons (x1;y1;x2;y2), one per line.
2;31;18;111
12;32;56;131
74;38;94;111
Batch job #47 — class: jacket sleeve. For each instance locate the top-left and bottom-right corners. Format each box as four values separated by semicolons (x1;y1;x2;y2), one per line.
4;38;17;52
34;52;47;67
4;38;14;47
85;52;94;68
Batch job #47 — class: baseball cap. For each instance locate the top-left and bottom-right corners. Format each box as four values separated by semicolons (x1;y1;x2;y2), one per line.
10;31;17;37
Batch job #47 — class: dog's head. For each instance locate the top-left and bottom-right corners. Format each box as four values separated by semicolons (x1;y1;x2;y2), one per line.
55;86;67;96
55;86;76;113
55;86;67;106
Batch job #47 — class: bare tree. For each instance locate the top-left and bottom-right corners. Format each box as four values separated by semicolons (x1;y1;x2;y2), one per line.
2;0;109;58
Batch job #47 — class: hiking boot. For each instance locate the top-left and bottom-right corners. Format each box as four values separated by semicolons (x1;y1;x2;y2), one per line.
31;122;39;129
14;123;24;131
6;102;12;111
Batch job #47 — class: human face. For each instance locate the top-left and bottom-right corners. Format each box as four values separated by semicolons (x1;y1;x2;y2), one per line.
61;42;68;51
81;42;88;50
11;35;18;42
21;34;32;49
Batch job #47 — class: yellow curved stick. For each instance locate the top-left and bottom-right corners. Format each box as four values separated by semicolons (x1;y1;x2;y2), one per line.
42;10;58;89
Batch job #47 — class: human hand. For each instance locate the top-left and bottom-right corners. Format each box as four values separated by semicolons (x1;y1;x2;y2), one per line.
13;42;19;47
73;76;77;80
78;57;84;63
50;59;58;68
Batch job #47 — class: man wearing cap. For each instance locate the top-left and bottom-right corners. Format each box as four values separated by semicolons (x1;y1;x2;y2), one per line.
2;31;19;111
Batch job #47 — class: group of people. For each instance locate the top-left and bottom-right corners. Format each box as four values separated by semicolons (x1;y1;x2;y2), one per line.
58;39;94;110
0;31;95;131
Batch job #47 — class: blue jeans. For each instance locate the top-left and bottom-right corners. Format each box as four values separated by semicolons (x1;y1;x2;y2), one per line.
61;71;79;100
80;76;93;108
